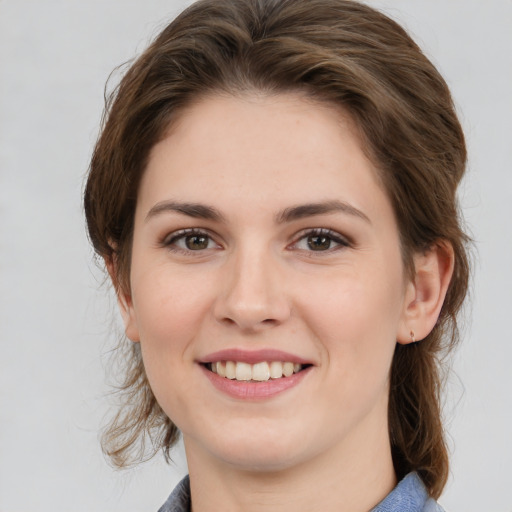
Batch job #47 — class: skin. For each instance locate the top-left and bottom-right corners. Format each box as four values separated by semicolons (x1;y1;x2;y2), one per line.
116;93;453;512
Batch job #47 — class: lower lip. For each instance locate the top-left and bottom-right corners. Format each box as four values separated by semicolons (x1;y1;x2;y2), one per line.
200;365;312;400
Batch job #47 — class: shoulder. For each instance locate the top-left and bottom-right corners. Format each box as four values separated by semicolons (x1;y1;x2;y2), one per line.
371;473;446;512
424;497;446;512
157;475;191;512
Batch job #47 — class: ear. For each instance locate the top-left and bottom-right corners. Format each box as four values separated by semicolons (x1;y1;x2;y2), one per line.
105;256;140;343
397;241;454;345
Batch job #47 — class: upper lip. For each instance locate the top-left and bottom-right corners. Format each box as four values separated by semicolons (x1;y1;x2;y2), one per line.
198;348;313;365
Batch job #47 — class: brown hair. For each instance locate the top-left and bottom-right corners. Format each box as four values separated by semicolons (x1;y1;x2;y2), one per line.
84;0;469;498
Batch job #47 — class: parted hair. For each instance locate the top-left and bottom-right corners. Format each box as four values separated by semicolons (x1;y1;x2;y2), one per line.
84;0;469;499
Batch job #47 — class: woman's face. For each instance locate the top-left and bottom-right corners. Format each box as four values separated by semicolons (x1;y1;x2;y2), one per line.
122;93;414;472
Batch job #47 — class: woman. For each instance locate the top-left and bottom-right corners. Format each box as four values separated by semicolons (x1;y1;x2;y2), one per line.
84;0;469;510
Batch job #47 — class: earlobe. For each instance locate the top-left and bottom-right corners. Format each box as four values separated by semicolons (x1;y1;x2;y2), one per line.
105;256;141;343
397;241;454;345
116;292;141;343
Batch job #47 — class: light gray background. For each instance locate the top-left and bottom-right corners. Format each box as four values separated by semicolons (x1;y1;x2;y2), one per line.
1;1;511;511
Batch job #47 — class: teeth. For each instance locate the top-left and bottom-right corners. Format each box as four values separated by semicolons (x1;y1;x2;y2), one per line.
252;362;270;381
283;362;294;377
225;361;236;380
217;361;226;378
269;361;283;379
208;360;305;381
235;362;252;381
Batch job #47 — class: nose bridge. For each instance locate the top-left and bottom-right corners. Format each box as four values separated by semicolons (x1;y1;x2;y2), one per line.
215;237;289;331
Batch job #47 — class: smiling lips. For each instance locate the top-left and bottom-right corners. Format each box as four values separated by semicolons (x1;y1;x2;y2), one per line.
200;349;312;398
209;360;304;381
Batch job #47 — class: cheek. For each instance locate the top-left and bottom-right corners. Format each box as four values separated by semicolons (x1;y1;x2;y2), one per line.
300;277;401;432
299;265;403;374
129;266;214;420
129;264;216;406
131;263;210;342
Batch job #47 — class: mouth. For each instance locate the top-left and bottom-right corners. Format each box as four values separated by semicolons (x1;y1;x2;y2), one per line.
203;360;312;382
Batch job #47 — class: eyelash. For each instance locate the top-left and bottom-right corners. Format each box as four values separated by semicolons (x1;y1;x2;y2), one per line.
290;228;351;254
161;227;351;255
161;228;220;254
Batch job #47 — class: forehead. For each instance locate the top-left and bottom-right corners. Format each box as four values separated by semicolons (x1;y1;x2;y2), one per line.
139;92;391;225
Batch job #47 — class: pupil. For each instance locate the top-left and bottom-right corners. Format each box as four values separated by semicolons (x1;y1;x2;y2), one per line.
307;235;331;251
186;235;208;250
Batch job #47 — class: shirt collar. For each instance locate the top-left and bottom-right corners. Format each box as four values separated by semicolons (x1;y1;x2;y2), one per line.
158;472;441;512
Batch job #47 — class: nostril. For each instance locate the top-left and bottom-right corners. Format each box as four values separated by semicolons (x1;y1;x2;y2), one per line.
217;315;279;333
220;317;237;326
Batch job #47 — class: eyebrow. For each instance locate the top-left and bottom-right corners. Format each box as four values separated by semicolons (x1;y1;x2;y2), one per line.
145;199;370;225
275;200;371;224
145;201;226;223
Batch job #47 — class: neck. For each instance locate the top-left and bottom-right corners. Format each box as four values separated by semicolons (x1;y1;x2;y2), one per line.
184;419;396;512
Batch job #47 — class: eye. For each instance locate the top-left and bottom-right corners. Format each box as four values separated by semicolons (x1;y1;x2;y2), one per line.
163;229;220;253
292;228;350;252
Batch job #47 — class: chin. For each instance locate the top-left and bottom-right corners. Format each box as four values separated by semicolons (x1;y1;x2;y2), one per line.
219;446;303;473
201;425;311;472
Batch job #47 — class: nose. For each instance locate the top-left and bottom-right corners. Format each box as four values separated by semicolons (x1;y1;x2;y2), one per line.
213;246;291;333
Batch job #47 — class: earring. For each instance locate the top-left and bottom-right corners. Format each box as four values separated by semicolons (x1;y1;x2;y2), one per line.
410;330;416;343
